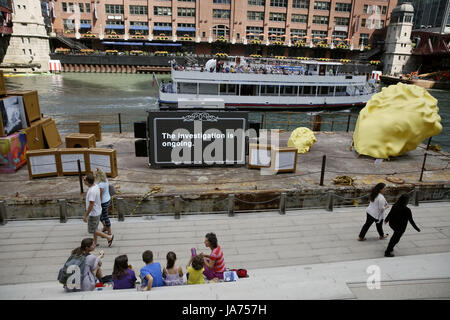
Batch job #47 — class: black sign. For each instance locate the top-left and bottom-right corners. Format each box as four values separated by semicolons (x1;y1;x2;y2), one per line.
147;111;248;167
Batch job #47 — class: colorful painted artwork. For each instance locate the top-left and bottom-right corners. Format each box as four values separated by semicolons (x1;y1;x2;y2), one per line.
0;132;28;173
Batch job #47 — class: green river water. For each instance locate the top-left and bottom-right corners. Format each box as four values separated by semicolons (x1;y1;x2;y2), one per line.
4;73;450;152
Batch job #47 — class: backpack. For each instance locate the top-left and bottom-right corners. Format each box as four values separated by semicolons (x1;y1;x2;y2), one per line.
231;268;248;278
57;254;86;287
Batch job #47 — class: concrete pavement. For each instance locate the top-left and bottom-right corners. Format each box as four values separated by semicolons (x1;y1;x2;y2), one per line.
0;202;449;299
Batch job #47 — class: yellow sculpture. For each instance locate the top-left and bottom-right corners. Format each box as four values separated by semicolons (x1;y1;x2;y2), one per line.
353;83;442;159
288;127;317;153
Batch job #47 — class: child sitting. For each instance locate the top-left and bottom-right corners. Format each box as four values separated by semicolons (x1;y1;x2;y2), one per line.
112;254;136;290
139;250;164;291
186;255;205;285
162;251;184;286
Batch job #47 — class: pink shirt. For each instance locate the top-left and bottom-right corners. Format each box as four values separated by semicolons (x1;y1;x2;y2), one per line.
210;245;225;273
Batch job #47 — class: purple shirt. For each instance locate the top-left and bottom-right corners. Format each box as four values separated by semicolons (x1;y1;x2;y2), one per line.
113;269;137;290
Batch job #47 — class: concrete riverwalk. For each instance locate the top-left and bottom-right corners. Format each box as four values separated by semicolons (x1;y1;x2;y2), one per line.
0;202;449;299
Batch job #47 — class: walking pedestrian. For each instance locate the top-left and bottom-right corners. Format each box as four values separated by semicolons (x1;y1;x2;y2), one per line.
358;183;389;241
83;173;114;247
94;168;112;235
384;194;421;257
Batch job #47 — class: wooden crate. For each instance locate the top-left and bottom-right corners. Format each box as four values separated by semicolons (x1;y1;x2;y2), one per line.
248;143;272;169
79;121;101;141
21;121;45;150
26;149;61;179
0;70;5;95
87;148;117;178
65;133;96;148
57;148;89;175
269;147;298;173
42;118;62;148
6;90;41;125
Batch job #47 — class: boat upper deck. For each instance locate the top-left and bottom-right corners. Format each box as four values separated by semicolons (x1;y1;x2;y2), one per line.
169;56;368;84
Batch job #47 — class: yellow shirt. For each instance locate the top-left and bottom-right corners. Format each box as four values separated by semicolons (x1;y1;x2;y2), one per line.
187;266;204;285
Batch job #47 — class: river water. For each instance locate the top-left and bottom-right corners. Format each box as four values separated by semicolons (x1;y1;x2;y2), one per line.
4;73;450;152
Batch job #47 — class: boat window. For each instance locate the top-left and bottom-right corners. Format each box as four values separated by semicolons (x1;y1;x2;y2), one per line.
220;84;237;95
303;86;311;95
298;86;303;95
240;84;257;96
199;83;219;95
280;86;297;95
319;86;329;95
335;86;346;96
262;85;279;96
179;82;197;94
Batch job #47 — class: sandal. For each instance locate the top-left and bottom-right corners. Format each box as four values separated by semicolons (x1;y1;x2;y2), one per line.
108;235;114;247
379;234;389;240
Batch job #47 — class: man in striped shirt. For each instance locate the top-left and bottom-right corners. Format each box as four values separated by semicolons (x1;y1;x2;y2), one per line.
200;232;225;280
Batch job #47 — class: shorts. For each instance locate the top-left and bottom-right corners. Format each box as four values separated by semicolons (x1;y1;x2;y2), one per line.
87;215;100;234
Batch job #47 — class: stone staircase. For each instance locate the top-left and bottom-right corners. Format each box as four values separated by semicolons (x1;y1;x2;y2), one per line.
357;46;382;61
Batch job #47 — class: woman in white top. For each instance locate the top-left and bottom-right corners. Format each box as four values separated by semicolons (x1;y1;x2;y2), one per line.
358;183;390;241
94;168;112;236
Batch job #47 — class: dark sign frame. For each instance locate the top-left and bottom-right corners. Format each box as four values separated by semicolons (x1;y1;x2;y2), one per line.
147;111;248;167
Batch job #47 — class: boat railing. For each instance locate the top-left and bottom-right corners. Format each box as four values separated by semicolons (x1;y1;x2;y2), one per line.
171;65;362;77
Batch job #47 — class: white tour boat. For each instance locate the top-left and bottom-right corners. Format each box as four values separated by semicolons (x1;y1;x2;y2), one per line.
158;56;377;110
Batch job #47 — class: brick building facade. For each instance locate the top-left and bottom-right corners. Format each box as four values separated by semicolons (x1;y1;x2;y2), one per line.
48;0;399;56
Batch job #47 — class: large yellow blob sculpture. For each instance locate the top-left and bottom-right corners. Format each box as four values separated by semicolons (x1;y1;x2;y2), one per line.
288;127;317;153
353;83;442;159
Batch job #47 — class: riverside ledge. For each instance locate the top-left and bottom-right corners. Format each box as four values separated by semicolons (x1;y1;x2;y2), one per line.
0;131;448;221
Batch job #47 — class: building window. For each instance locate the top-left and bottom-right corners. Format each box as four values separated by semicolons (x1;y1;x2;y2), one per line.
312;15;329;25
335;2;351;12
62;2;67;12
213;0;231;3
85;3;90;13
213;9;230;19
314;1;330;11
290;29;307;37
212;25;230;37
312;30;327;38
270;0;287;8
129;5;148;15
179;0;196;2
178;8;195;17
270;12;287;22
79;3;84;13
334;17;349;26
292;14;308;23
130;21;149;35
248;0;265;5
247;11;264;20
361;18;366;28
246;26;264;38
154;6;172;16
105;4;124;14
382;6;387;14
68;2;74;13
268;27;285;36
359;33;369;45
292;0;309;9
63;19;75;31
